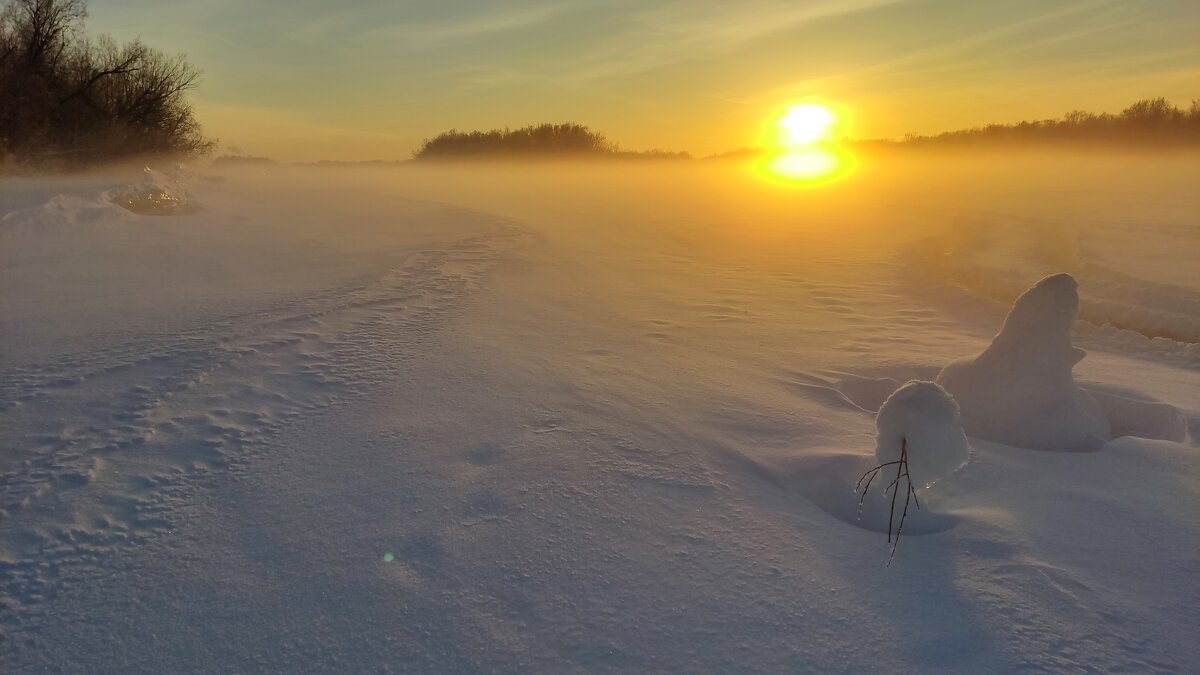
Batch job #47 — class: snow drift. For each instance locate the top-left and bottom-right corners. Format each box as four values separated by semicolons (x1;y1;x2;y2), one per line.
936;273;1110;451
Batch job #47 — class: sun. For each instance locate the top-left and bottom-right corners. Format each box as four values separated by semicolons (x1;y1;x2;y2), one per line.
778;103;837;146
752;101;853;186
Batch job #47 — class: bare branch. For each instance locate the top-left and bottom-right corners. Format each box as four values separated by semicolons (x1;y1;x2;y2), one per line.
855;438;921;566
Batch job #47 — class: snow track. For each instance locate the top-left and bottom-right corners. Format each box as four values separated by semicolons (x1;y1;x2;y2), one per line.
0;217;534;636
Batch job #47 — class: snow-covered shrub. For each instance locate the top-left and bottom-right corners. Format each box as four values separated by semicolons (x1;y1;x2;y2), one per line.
874;380;970;488
857;380;969;563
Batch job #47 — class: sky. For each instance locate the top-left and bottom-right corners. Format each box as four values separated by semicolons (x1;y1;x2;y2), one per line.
86;0;1200;161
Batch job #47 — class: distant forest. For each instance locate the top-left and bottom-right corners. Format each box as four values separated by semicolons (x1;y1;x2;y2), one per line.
871;98;1200;149
0;0;214;168
413;123;691;160
415;99;1199;163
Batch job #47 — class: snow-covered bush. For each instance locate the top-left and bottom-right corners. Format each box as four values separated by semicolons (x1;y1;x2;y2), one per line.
857;380;969;563
874;380;970;488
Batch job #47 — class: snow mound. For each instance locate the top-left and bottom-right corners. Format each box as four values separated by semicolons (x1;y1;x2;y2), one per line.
936;273;1110;451
874;380;969;488
111;167;196;216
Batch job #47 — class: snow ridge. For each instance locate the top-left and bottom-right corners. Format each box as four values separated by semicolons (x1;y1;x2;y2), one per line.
906;224;1200;365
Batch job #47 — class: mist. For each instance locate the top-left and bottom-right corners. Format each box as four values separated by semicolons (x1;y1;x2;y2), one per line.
7;150;1197;380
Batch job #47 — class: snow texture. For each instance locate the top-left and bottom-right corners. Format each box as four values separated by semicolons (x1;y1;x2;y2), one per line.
874;381;969;488
936;273;1111;451
2;158;1198;673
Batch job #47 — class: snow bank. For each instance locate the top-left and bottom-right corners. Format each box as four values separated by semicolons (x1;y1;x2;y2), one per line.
936;273;1110;451
1089;388;1189;442
907;223;1200;359
0;167;190;238
874;380;969;488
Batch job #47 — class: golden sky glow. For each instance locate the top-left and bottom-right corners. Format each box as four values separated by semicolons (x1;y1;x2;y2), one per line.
89;1;1200;161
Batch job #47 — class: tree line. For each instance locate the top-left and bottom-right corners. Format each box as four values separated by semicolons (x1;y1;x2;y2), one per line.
876;98;1200;149
0;0;213;168
413;122;690;160
415;98;1199;163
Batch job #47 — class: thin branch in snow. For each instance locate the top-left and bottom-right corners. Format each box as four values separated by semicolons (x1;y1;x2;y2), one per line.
855;437;920;565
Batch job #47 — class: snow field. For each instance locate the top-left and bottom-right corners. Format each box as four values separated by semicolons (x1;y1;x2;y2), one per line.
1;157;1197;672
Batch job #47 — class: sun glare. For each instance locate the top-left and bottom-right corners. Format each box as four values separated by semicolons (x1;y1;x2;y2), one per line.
778;103;837;146
768;148;840;179
755;101;853;186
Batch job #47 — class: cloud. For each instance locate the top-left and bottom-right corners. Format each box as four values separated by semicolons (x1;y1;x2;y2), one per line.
555;0;907;82
751;0;1148;100
362;3;576;49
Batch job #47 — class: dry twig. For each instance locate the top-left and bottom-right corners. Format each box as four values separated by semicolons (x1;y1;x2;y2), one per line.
855;438;920;565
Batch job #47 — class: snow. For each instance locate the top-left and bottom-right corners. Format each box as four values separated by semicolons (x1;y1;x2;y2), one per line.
874;381;969;488
111;167;196;216
936;273;1111;451
1;155;1198;672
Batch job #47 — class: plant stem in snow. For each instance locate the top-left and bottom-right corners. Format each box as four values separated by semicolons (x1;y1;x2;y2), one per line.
855;438;920;565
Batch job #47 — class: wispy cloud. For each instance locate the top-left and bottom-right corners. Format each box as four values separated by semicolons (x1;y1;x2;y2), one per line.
753;0;1134;99
556;0;907;82
363;3;577;49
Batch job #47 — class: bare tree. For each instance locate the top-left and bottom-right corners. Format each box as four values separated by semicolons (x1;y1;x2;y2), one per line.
4;0;85;73
0;0;213;166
